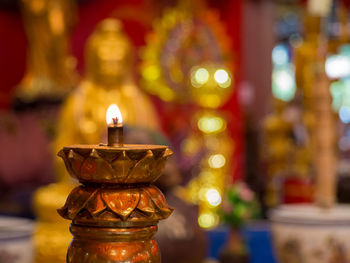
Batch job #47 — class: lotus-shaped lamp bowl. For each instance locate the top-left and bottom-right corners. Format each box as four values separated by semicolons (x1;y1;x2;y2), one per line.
58;144;173;184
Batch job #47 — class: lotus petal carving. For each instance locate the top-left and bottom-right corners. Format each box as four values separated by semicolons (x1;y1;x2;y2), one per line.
58;144;173;184
58;185;173;223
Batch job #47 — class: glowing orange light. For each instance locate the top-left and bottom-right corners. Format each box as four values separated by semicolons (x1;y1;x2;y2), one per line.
106;104;123;126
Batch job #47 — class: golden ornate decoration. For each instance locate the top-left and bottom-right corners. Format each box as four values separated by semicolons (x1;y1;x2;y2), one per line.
190;63;233;108
58;185;172;224
182;110;233;228
58;144;173;263
140;3;234;229
57;144;172;184
140;5;232;102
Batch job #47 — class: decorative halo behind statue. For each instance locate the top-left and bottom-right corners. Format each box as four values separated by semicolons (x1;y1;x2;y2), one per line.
140;5;232;103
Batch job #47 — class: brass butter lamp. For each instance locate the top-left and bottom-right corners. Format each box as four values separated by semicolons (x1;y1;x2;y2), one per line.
58;104;173;262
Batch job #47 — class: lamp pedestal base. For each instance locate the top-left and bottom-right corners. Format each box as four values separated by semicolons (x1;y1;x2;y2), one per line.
57;144;173;263
67;225;160;263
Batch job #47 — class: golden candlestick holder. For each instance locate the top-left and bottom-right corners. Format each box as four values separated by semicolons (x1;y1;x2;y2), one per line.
57;143;173;262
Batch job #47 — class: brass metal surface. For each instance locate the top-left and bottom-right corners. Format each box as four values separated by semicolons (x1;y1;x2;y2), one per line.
58;143;173;263
68;225;160;263
58;144;172;184
107;126;124;147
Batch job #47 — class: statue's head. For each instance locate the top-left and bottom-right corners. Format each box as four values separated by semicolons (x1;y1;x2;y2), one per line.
85;19;132;86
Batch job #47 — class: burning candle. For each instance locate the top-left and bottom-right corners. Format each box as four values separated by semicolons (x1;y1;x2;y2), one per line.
106;104;123;147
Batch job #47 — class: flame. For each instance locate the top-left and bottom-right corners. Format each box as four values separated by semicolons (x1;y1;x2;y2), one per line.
106;104;123;125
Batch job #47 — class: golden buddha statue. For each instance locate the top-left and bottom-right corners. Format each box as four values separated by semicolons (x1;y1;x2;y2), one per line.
54;18;159;180
33;18;159;263
16;0;78;102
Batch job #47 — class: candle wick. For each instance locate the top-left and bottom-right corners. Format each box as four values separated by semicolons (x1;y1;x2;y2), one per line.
112;117;118;125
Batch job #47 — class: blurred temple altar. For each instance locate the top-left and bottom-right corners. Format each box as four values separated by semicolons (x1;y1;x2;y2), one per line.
2;0;350;263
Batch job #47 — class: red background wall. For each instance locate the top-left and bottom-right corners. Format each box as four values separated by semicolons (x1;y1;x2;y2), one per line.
0;0;244;180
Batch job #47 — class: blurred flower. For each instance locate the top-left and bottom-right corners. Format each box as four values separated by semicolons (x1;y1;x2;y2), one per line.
220;182;260;228
239;186;254;202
